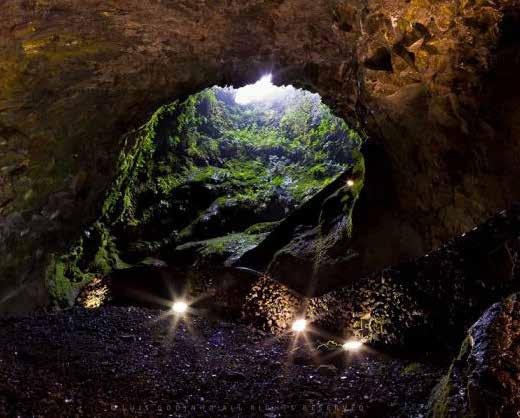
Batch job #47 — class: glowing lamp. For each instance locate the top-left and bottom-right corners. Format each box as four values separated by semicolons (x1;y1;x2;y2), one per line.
291;319;307;333
346;179;355;188
342;339;363;352
171;301;188;314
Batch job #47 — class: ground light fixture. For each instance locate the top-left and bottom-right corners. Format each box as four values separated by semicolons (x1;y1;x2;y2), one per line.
346;179;355;188
342;339;363;352
171;301;189;314
291;318;308;333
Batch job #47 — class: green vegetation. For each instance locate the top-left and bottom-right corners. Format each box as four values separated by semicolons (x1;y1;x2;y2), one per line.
44;83;364;306
245;221;281;235
402;362;422;375
177;232;267;266
96;85;364;264
427;336;473;417
44;221;129;308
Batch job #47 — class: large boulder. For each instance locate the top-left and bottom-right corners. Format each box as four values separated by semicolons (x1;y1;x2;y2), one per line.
428;293;520;417
169;232;269;269
245;202;520;350
77;263;262;317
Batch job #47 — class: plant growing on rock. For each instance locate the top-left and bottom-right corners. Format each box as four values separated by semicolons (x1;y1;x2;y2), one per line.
45;83;364;307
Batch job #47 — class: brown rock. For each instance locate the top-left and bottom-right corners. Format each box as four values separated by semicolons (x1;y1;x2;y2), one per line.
1;0;520;314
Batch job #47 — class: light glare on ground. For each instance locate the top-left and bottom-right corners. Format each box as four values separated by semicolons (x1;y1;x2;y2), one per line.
291;318;307;333
172;301;188;314
343;339;363;352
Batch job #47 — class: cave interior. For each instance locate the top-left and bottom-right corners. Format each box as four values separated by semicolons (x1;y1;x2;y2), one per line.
1;0;520;416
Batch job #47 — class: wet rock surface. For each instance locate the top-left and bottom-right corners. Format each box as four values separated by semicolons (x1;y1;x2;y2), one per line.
0;306;445;417
428;293;520;417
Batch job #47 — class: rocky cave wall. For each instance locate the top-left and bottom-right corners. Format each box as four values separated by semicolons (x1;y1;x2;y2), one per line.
1;0;520;314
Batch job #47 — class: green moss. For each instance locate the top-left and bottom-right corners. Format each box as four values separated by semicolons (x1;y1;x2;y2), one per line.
204;238;227;256
176;232;268;267
101;102;179;223
90;223;129;274
308;163;328;179
429;374;453;418
201;233;266;256
350;151;366;195
45;256;74;308
402;362;422;375
43;221;129;308
428;336;473;418
44;254;92;309
245;221;281;235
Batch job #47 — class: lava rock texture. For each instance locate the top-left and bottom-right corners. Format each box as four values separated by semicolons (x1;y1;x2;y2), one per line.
242;202;520;350
428;293;520;417
2;0;520;313
83;201;520;353
0;306;445;417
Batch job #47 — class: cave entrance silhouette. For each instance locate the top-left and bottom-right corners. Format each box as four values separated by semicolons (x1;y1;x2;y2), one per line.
75;77;365;309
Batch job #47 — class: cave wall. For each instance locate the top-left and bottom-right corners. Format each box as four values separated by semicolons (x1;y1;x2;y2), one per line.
1;0;520;314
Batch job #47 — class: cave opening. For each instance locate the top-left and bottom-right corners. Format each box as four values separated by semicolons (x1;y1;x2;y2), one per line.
5;2;520;414
71;76;365;310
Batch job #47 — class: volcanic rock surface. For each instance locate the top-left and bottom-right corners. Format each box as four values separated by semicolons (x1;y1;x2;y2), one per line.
428;293;520;417
2;0;520;313
0;306;445;417
81;201;520;353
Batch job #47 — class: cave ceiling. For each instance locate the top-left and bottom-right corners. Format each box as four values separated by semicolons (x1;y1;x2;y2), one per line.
1;0;519;313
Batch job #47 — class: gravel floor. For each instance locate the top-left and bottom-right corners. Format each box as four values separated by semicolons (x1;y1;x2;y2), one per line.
0;307;446;417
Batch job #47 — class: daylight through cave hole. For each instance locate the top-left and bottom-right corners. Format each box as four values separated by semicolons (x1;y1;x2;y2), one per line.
76;76;365;309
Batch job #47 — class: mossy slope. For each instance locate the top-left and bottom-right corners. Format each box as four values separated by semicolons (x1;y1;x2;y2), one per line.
46;85;363;306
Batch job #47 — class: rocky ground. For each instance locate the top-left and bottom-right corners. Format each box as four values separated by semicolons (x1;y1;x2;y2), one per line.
0;306;446;417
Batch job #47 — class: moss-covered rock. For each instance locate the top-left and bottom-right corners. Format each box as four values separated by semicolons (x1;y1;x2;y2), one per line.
112;86;361;259
245;221;282;235
428;294;520;417
43;221;129;308
41;83;362;307
239;164;365;294
171;232;269;269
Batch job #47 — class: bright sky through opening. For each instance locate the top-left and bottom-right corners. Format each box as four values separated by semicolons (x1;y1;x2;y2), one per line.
235;74;288;104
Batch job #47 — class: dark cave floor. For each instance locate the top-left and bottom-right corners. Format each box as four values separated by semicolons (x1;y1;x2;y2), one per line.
0;307;446;417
